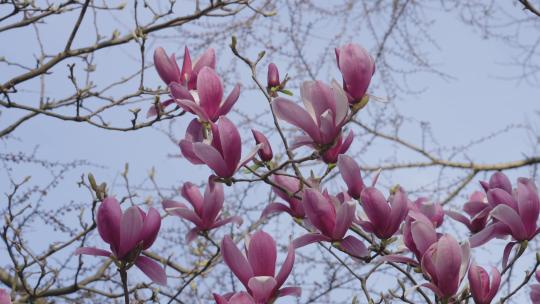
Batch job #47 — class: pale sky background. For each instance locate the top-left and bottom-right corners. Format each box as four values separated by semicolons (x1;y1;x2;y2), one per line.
1;1;540;303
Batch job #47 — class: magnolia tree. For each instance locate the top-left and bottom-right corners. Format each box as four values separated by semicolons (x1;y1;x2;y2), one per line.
2;1;540;304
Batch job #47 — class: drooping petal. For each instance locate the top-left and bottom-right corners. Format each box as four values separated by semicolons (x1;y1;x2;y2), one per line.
490;204;527;240
292;233;331;249
247;231;277;277
181;182;204;215
216;84;241;118
272;97;321;143
221;235;254;288
275;245;295;289
339;235;368;258
162;200;203;227
139;207;161;249
469;222;510;247
135;255;167;285
277;287;301;299
260;202;294;218
179;119;205;164
379;254;419;266
210;216;243;229
75;247;111;257
118;206;144;258
192;143;230;178
337;154;365;199
169;82;195;101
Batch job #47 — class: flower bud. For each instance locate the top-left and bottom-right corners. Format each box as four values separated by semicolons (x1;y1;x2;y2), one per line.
251;129;273;162
267;63;280;88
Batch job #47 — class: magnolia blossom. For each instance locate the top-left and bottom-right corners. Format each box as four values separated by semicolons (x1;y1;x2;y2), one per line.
321;130;354;164
293;188;368;258
421;234;470;300
446;191;490;233
179;117;259;178
75;197;166;285
356;186;409;239
335;43;375;103
251;129;273;162
531;271;540;304
470;177;540;247
171;67;240;122
337;154;365;199
410;198;444;228
468;264;500;304
162;179;242;242
149;47;216;117
221;231;301;303
261;175;305;219
0;289;11;304
272;80;349;152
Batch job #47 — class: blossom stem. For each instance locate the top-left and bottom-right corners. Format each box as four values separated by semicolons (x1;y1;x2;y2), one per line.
119;267;130;304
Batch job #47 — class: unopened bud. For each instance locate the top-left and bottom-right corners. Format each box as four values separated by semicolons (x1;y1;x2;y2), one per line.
267;63;280;88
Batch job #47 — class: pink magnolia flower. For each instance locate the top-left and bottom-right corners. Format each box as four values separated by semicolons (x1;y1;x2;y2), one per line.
337;154;365;199
480;171;513;194
272;80;349;151
446;191;490;233
470;177;540;247
0;289;11;304
321;130;354;164
293;188;368;258
410;198;444;228
179;117;259;178
221;231;301;303
531;271;540;304
421;235;470;300
171;67;240;122
149;47;216;117
251;129;273;162
75;197;166;285
335;43;375;103
162;179;242;242
214;292;255;304
261;175;305;219
468;264;500;304
267;63;280;88
356;186;409;239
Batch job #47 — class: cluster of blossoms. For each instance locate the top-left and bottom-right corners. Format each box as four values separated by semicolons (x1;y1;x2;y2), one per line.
4;42;522;304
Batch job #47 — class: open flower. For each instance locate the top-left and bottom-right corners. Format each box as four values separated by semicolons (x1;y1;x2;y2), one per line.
261;175;305;219
357;186;409;239
221;231;301;303
468;264;500;304
410;198;444;228
421;235;470;300
446;191;490;233
172;67;240;122
162;178;242;242
335;43;375;104
470;177;540;247
179;117;259;178
149;46;216;117
272;80;349;151
293;188;368;258
0;289;11;304
75;197;166;285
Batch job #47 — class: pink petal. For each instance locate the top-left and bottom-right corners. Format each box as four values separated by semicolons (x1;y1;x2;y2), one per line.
337;154;365;199
186;227;200;243
216;84;241;118
228;292;256;304
217;117;242;174
181;182;204;215
339;235;368;258
489;172;512;194
360;187;391;232
292;233;331;249
303;189;336;237
277;287;301;299
97;197;122;249
180;46;192;86
169;82;194;101
175;98;210;121
445;210;472;231
192;48;216;75
260;202;294;218
197;67;223;120
379;254;418;266
247;231;277;277
272;98;321;143
332;200;356;240
247;276;277;303
487;266;501;302
433;235;462;297
410;220;437;258
140;207;161;249
336;43;374;100
146;99;175;118
251;129;273;162
221;235;254;288
487;188;517;209
162;200;203;227
469;222;510;247
0;289;11;304
490;204;527;240
210;216;243;229
201;180;224;227
517;178;540;237
275;245;295;289
135;255;167;285
118;206;144;258
383;187;409;238
154;47;180;84
75;247;111;257
193;143;230;178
